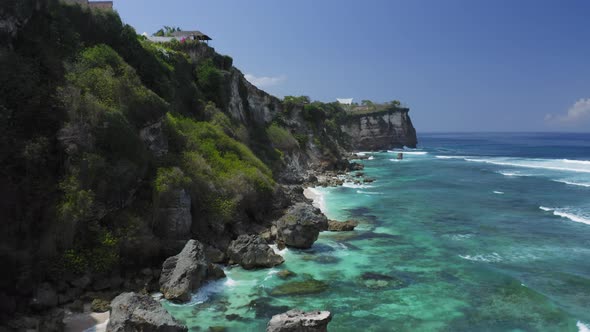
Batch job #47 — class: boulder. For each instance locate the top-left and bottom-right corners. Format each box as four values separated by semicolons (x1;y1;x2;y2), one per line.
267;309;332;332
159;240;225;302
227;235;284;269
327;220;358;232
276;203;328;249
107;292;187;332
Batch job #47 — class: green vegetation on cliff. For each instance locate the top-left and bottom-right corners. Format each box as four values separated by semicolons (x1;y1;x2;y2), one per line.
0;0;362;316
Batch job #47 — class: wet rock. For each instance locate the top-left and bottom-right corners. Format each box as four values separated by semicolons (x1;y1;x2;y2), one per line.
227;234;284;269
107;292;187;332
209;326;227;332
269;279;328;296
349;162;364;171
327;220;358;232
247;297;291;319
363;178;375;183
301;255;340;265
267;309;332;332
160;240;224;302
276;270;296;279
276;203;328;249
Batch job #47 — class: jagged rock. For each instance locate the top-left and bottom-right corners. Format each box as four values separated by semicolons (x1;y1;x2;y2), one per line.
349;162;364;171
327;220;358;232
276;203;328;249
30;283;57;310
205;246;226;263
139;118;168;157
107;292;187;332
155;187;192;254
159;240;224;302
363;178;375;183
267;309;332;332
227;235;284;269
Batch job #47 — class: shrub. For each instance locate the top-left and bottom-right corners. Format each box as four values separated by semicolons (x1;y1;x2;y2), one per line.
266;124;299;151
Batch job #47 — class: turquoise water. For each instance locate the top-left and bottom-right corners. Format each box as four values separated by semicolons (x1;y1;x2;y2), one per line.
164;133;590;331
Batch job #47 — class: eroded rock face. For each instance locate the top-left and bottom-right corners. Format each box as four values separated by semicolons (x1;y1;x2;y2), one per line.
155;188;192;244
227;234;284;270
276;203;328;249
139;118;168;157
266;309;332;332
159;240;225;302
107;292;187;332
341;109;417;150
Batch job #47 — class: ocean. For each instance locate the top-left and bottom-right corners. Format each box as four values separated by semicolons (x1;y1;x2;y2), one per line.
164;132;590;331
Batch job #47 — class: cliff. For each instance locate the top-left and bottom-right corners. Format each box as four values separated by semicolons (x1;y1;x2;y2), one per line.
0;0;416;324
341;108;417;150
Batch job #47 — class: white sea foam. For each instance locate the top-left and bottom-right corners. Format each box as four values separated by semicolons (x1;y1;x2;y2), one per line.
368;156;374;160
269;244;288;257
578;321;590;332
445;233;474;240
343;182;374;189
83;320;108;332
564;159;590;165
305;187;327;212
356;190;383;195
497;171;532;177
388;150;428;155
435;155;466;159
166;278;227;306
493;191;504;194
539;206;590;225
552;179;590;188
459;252;503;262
465;157;590;173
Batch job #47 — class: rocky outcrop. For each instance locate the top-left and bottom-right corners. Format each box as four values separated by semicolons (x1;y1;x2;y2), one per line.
227;234;284;269
107;292;187;332
276;203;328;249
341;108;417;150
327;220;358;232
159;240;225;302
155;187;192;254
139;118;168;157
267;309;332;332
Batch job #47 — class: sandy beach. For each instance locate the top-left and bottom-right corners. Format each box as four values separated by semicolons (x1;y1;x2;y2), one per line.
303;187;326;213
63;306;109;332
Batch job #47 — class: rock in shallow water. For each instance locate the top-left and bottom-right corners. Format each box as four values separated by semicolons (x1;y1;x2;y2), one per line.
327;219;358;232
267;309;332;332
276;203;328;249
227;234;284;269
269;279;329;296
107;292;187;332
159;239;225;302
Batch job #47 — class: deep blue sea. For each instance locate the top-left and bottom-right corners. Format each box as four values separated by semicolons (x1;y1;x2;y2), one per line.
165;133;590;331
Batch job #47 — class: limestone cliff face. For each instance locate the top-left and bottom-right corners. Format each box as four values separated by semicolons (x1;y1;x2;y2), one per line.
341;108;417;150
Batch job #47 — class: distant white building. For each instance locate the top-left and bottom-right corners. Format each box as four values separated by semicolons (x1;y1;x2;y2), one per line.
337;98;353;105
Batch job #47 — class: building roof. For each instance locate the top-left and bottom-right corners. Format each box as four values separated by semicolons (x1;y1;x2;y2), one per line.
337;98;353;105
170;30;212;41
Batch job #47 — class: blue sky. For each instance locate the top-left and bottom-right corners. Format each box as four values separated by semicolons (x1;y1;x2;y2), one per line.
114;0;590;132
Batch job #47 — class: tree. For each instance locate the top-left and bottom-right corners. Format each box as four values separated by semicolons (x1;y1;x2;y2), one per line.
389;100;402;107
153;26;181;37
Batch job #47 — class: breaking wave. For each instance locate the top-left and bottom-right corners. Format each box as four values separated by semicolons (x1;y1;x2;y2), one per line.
539;206;590;225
